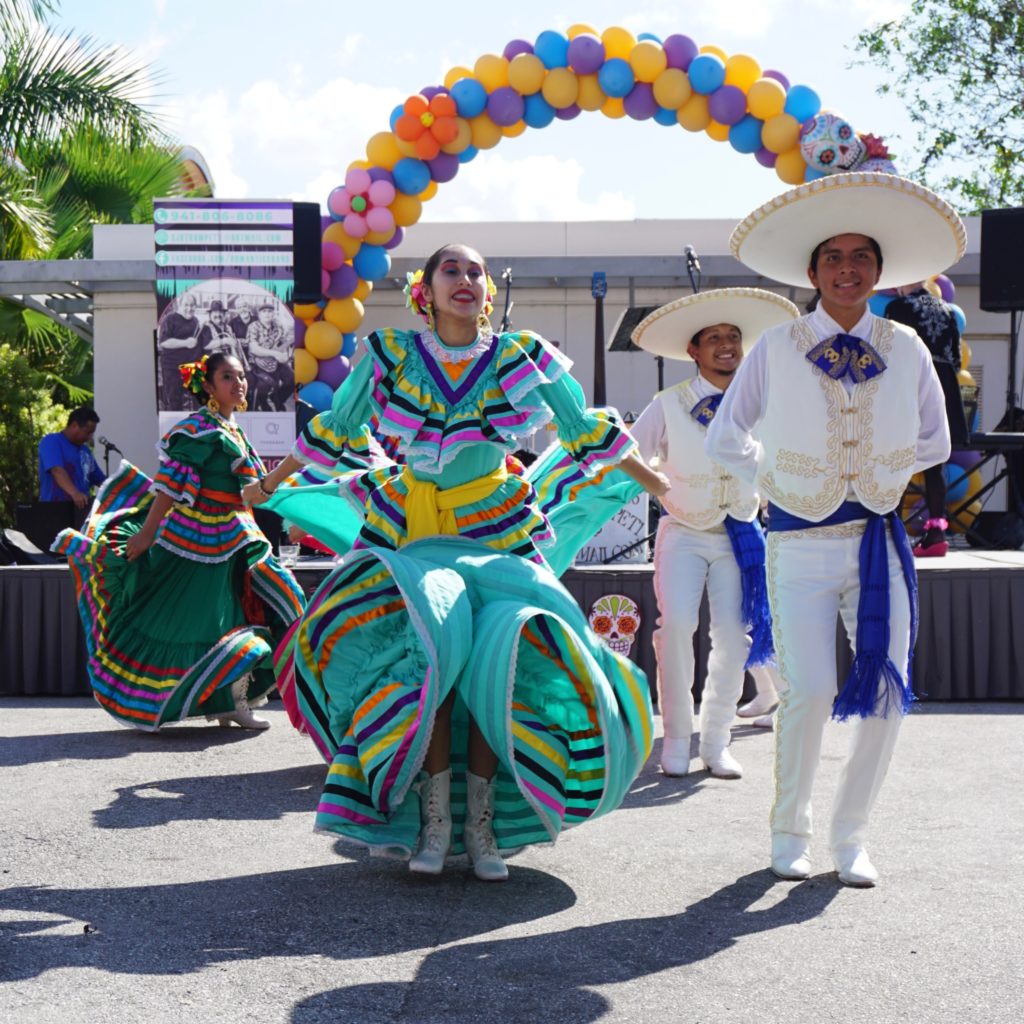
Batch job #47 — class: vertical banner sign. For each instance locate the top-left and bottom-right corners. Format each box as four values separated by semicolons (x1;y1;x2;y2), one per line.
153;199;297;457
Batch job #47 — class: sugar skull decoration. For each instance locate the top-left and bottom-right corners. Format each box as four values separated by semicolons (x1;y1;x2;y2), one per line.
589;594;641;658
856;133;899;175
799;111;866;174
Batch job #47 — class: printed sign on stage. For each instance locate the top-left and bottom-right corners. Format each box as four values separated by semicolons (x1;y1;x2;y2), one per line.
153;199;297;457
575;492;651;566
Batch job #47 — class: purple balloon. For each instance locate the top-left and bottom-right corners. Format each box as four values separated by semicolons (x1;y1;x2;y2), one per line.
293;317;307;347
367;166;394;186
325;263;358;300
320;214;333;233
427;151;460;183
555;103;581;121
420;85;448;101
567;33;605;74
487;86;525;126
503;38;534;60
755;147;777;168
623;82;658;121
663;34;698;71
384;225;405;251
935;273;956;302
948;449;983;472
764;69;791;91
316;354;351;389
708;84;747;125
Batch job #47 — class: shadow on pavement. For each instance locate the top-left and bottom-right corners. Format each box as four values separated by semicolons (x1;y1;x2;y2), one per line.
292;869;840;1024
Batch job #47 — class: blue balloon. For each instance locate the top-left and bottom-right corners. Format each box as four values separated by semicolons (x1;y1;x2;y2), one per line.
534;29;569;69
729;114;764;154
458;144;479;164
637;32;663;43
341;332;357;357
804;166;827;181
352;243;390;282
943;462;970;503
392;157;431;195
949;302;967;333
450;77;488;118
597;58;635;98
868;293;893;316
687;53;726;95
388;104;403;131
653;106;678;126
523;92;556;128
784;84;821;123
299;381;334;412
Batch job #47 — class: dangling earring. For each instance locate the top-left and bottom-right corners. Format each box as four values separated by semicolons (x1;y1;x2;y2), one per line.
236;398;248;412
477;311;494;342
425;302;435;332
207;396;220;414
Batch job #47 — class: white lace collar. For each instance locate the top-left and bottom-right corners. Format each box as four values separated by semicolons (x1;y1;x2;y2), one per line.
417;329;494;364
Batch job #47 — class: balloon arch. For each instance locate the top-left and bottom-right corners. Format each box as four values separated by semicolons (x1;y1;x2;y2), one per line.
293;22;979;531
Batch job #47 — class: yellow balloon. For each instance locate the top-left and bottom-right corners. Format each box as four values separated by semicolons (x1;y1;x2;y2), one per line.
775;147;808;185
541;67;579;108
960;340;972;371
601;96;626;119
474;53;509;91
365;131;402;170
957;368;976;387
602;26;636;61
629;40;667;83
700;44;728;61
706;120;730;143
926;279;942;297
294;348;318;385
653;68;691;110
365;228;395;246
304;320;343;360
443;66;474;90
347;160;371;171
440;117;472;155
724;53;761;91
469;114;502;150
576;74;605;111
501;120;526;138
508;53;546;95
965;469;984;499
762;112;801;154
353;279;373;301
293;302;321;321
950;499;981;533
390;193;422;227
746;77;786;120
323;297;364;334
676;93;710;132
419;181;438;201
567;23;597;38
322;222;362;259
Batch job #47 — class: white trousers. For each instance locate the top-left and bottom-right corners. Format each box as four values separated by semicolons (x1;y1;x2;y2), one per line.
652;518;749;756
766;525;910;851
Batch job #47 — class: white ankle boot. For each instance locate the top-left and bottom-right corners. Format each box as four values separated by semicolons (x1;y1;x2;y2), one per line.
209;676;270;730
409;769;452;875
464;772;508;882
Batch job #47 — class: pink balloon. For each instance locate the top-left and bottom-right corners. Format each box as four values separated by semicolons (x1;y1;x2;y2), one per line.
368;179;396;206
321;268;330;293
365;206;395;234
345;167;372;195
327;186;351;217
321;241;344;271
343;212;368;238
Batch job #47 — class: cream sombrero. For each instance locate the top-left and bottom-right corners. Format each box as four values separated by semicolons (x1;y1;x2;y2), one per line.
631;287;800;361
730;172;967;290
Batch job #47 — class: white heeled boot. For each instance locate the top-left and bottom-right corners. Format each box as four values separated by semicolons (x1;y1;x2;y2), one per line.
409;769;452;875
209;676;270;730
464;772;508;882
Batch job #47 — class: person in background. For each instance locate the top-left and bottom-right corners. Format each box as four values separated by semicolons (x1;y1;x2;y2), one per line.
246;301;292;411
157;293;202;409
38;407;105;508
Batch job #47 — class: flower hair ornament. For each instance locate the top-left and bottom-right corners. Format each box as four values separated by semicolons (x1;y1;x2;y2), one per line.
178;354;209;395
404;268;498;330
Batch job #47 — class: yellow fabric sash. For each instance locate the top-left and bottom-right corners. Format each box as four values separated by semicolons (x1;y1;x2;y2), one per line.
403;464;509;542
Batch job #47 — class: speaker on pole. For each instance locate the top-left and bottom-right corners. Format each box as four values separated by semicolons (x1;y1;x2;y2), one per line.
292;201;323;304
979;208;1024;312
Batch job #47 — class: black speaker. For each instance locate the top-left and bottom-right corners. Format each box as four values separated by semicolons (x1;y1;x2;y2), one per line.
979;208;1024;311
292;201;322;304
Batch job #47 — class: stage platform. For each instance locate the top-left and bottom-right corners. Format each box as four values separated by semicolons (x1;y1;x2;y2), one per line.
2;551;1022;701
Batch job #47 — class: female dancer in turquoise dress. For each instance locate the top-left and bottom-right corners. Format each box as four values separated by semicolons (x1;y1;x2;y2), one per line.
247;244;668;881
55;352;305;731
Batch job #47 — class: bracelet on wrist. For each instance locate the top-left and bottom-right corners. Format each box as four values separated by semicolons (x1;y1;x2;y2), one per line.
257;479;275;498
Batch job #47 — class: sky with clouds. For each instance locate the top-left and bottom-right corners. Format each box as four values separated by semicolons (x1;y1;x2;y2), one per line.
57;0;913;222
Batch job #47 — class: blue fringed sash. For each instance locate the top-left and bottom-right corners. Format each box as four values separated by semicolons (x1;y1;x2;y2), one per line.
723;516;775;669
767;502;918;720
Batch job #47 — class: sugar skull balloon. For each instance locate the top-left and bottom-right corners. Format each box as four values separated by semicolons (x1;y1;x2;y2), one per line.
589;594;641;658
799;111;866;173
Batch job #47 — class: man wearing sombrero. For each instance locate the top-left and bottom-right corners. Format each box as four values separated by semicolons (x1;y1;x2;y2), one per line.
631;288;798;779
707;173;963;886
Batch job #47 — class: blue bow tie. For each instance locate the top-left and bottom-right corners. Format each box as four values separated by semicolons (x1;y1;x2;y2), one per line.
690;393;723;426
806;333;887;383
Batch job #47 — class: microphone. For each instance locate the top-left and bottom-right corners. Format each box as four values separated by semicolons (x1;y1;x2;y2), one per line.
98;436;123;455
684;245;702;274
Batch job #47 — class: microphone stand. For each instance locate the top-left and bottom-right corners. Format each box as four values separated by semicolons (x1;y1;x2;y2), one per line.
499;267;514;333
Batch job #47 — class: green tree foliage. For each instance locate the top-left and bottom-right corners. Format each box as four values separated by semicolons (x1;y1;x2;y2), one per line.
856;0;1024;211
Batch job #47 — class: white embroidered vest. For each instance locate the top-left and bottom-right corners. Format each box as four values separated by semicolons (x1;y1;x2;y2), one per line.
658;379;760;529
756;315;921;520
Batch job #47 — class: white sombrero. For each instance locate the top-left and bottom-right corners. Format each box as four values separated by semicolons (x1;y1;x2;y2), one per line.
631;287;800;361
730;172;967;290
